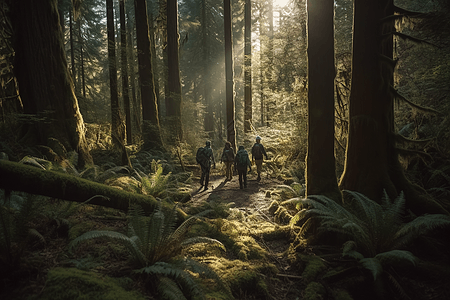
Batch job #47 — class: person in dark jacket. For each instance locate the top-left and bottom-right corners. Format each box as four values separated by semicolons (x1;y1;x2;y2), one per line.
251;136;268;181
220;141;235;181
198;141;216;191
234;145;251;189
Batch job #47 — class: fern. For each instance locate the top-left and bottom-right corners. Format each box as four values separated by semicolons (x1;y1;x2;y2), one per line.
290;190;450;282
0;192;46;270
70;201;230;299
157;276;188;300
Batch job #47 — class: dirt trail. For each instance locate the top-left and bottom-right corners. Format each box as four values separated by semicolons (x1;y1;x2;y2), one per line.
185;168;303;300
188;168;284;211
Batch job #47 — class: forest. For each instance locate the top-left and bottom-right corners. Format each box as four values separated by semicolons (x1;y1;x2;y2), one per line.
1;0;450;299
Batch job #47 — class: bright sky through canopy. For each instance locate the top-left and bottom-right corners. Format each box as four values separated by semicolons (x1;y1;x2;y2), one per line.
273;0;290;8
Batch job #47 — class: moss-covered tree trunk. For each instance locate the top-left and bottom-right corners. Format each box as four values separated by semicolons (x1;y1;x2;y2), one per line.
134;0;164;150
0;160;186;219
339;0;447;215
305;0;341;201
11;0;92;168
166;0;183;144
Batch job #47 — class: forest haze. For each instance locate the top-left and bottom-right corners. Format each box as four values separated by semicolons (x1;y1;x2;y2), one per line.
1;0;450;299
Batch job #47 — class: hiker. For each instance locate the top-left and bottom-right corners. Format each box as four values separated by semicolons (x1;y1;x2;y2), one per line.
251;136;268;182
196;141;216;191
235;145;251;189
220;141;235;181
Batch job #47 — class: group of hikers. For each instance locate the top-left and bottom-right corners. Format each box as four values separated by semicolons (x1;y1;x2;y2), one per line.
196;136;268;191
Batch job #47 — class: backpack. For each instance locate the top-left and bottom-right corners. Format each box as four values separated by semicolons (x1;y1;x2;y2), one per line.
196;147;209;165
236;150;249;168
252;143;263;159
222;149;233;162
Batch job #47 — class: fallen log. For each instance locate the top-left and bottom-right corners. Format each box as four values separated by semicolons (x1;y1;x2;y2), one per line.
0;159;187;219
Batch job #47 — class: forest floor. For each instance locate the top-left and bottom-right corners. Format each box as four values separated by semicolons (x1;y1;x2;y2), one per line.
185;167;304;300
3;163;450;300
1;165;305;300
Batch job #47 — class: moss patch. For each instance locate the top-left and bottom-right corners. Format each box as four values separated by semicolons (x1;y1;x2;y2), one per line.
206;257;277;300
301;254;328;283
35;268;145;300
304;282;327;300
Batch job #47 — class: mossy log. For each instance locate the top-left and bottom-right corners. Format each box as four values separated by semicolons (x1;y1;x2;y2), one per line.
0;160;187;218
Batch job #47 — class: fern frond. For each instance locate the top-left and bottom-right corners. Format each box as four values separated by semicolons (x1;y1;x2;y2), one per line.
147;210;165;258
374;250;417;268
157;276;188;300
181;237;226;251
169;216;198;242
360;257;383;281
394;214;450;248
69;230;146;265
28;228;46;245
342;241;364;260
138;261;201;298
18;156;46;170
161;204;180;239
343;191;377;226
383;192;405;227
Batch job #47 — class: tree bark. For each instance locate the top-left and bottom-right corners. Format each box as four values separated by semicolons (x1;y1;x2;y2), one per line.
305;0;341;201
107;0;127;152
339;0;447;215
166;0;183;143
202;0;214;137
265;0;274;127
147;0;161;118
11;0;92;167
119;0;132;144
134;0;164;150
244;0;252;133
0;160;186;219
224;0;237;150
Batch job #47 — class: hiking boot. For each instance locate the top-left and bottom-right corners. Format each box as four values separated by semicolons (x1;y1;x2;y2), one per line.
204;186;208;191
257;175;261;182
239;185;243;189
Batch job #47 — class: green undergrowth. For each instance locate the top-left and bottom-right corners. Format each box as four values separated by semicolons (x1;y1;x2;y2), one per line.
33;267;146;300
184;207;296;298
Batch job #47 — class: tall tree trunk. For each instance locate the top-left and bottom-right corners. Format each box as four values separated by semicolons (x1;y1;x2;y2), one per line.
244;0;252;133
224;0;236;149
339;0;446;215
107;0;126;152
69;8;76;89
120;0;132;144
11;0;92;167
134;0;164;150
202;0;214;137
127;12;141;134
259;8;265;127
166;0;183;143
79;20;86;99
266;0;273;127
147;0;161;115
305;0;340;201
